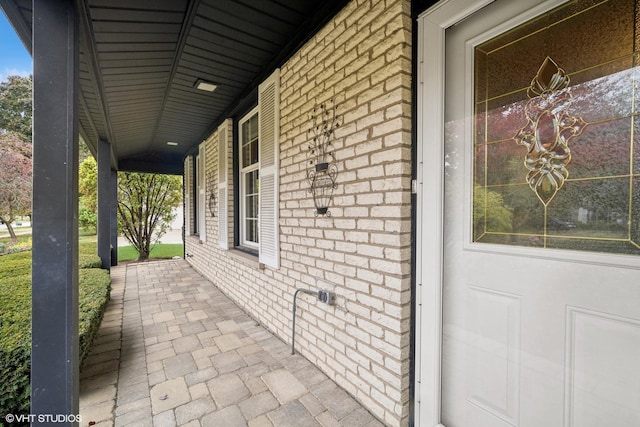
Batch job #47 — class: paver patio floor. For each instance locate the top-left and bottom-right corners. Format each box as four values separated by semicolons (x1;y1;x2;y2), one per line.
79;259;384;427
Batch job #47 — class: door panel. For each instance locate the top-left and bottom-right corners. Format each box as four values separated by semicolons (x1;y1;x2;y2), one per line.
567;307;640;426
440;1;640;426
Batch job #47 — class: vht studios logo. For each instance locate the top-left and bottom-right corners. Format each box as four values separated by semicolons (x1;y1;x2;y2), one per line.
5;414;83;424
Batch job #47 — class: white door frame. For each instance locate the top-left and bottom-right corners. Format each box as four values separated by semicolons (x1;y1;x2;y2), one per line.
415;2;494;424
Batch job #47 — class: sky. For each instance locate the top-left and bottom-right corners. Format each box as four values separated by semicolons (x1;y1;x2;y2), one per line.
0;10;32;82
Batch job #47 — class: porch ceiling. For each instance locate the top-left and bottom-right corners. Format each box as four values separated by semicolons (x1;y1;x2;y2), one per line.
1;0;347;174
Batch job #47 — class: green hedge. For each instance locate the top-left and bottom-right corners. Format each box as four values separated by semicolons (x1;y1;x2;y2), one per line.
0;251;31;280
79;268;111;363
79;254;103;269
0;274;31;417
0;250;111;417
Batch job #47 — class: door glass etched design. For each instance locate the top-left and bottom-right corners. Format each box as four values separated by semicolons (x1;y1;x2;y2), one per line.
473;0;640;255
514;57;587;205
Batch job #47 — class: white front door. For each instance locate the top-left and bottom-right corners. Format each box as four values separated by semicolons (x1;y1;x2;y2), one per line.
417;1;640;426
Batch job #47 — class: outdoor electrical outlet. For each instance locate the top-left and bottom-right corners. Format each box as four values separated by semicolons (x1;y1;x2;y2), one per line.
317;290;335;305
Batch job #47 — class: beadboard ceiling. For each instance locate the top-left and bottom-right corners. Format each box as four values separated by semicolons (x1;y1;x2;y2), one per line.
1;0;347;174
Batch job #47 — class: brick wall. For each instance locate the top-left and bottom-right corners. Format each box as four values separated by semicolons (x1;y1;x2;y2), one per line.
185;0;412;425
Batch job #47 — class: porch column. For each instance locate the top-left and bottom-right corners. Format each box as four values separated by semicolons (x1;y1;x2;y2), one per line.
31;0;80;423
97;139;111;270
110;168;118;266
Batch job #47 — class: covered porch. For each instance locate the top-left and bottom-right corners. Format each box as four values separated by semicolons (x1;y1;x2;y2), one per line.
0;0;359;421
79;259;382;426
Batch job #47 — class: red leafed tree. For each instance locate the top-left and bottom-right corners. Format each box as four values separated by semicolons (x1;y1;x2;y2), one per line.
0;132;32;239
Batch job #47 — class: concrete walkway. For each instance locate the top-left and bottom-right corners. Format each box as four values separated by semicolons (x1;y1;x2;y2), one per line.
79;259;384;427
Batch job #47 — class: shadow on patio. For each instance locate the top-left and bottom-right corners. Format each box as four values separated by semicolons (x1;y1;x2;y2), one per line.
78;260;383;427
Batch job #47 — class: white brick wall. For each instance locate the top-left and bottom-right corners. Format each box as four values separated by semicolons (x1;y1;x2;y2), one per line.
185;1;412;425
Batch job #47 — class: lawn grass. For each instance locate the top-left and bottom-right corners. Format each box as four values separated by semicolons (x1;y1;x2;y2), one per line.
1;232;183;262
117;243;183;262
0;235;30;245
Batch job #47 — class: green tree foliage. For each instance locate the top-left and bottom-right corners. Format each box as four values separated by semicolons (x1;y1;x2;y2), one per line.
78;157;98;231
0;75;32;141
0;76;33;240
117;172;182;261
473;184;513;237
0;132;31;239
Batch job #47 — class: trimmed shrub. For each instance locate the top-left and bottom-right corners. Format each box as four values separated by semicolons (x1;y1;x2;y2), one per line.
79;268;111;364
79;240;104;268
0;251;111;416
0;237;32;256
79;254;103;269
79;240;97;256
0;251;31;280
0;274;31;416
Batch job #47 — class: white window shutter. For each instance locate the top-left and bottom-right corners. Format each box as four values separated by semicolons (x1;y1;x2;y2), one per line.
258;69;280;269
218;125;229;250
184;158;191;236
198;145;206;242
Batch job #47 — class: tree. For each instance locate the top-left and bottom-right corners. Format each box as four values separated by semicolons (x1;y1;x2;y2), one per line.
0;132;32;239
0;76;32;141
0;76;33;239
473;184;513;237
78;156;98;231
117;172;182;261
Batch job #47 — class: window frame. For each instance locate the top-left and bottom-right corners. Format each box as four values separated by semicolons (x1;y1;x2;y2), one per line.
238;106;260;250
192;153;199;236
196;144;206;241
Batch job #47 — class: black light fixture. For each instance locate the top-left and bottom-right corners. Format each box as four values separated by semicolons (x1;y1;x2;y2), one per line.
194;78;217;92
307;100;340;216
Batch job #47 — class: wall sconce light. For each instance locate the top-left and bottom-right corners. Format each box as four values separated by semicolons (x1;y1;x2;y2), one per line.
307;100;340;216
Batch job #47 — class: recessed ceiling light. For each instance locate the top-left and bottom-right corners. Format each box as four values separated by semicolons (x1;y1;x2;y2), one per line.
194;79;217;92
167;141;178;146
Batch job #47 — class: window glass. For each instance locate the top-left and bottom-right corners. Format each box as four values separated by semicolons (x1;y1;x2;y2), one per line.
242;114;259;168
245;169;259;244
239;109;259;247
473;0;640;255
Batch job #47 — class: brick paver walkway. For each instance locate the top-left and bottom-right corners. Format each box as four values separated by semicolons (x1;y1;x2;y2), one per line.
79;260;384;427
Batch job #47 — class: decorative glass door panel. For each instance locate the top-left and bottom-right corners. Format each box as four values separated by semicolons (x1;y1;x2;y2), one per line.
437;1;640;426
473;0;640;255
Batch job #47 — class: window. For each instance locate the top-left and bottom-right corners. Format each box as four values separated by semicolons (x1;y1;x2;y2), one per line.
239;107;259;249
221;69;280;268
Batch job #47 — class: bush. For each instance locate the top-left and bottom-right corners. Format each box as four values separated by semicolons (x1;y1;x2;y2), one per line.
0;274;31;416
78;268;111;364
0;251;111;417
0;251;31;280
79;254;103;269
79;240;103;268
0;237;32;256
